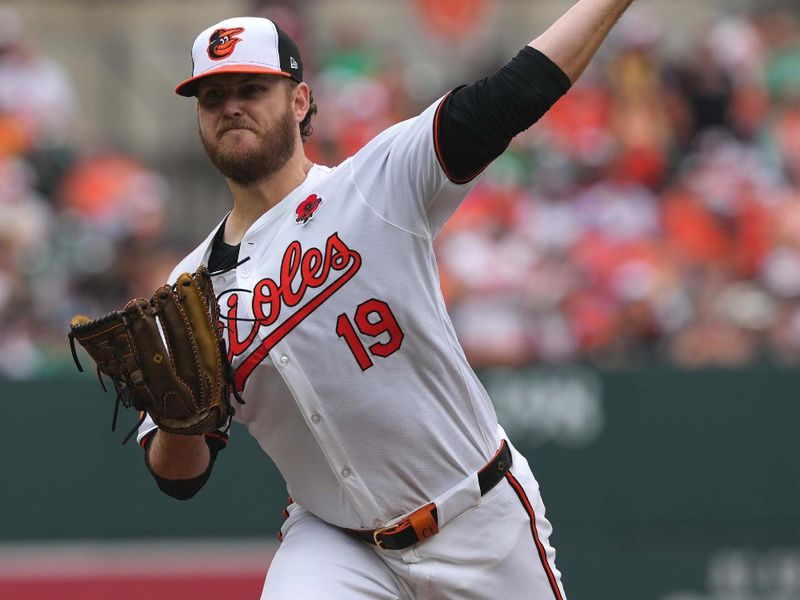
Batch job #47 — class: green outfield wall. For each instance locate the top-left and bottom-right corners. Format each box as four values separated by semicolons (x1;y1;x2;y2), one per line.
3;366;799;600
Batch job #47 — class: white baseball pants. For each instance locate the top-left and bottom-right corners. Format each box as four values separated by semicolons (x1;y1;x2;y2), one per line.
261;440;567;600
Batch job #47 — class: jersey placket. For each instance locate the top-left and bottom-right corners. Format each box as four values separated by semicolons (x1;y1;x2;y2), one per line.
269;338;387;526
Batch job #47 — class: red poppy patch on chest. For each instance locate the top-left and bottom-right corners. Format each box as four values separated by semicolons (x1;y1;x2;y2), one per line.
296;194;323;225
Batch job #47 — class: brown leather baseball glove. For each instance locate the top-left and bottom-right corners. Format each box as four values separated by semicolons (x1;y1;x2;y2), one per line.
68;266;243;443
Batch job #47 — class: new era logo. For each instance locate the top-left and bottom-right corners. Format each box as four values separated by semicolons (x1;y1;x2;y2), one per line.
290;57;299;69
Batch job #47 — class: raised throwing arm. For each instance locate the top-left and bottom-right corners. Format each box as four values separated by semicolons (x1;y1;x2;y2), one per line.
429;0;636;191
530;0;636;83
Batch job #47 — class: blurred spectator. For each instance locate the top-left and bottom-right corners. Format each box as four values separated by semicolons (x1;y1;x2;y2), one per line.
433;7;800;369
0;6;78;199
0;6;77;149
6;5;800;376
0;8;171;378
759;9;800;101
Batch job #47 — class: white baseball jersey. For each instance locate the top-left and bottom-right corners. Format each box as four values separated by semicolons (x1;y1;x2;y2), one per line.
139;97;501;529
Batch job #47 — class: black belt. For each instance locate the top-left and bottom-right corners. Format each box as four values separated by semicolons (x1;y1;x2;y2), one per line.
347;440;512;551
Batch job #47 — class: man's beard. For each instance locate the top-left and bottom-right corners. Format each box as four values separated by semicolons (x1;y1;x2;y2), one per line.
200;106;297;185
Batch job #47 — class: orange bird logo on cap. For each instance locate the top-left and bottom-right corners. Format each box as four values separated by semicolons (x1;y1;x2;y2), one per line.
207;27;245;60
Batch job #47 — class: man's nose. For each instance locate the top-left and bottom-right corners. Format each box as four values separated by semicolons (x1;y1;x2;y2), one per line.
221;94;245;117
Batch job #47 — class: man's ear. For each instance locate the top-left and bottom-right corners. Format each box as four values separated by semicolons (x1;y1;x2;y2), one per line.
292;82;311;123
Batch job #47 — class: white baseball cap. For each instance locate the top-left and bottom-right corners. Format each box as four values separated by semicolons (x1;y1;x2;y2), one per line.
175;17;303;97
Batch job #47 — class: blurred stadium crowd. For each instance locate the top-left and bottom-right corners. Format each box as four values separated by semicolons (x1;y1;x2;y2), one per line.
2;4;800;378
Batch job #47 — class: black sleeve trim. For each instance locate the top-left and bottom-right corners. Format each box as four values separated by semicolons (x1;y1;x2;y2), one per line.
143;431;227;501
433;90;485;185
434;46;572;184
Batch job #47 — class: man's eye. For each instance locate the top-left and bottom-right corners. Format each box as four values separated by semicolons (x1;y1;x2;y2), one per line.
200;89;223;103
241;84;264;96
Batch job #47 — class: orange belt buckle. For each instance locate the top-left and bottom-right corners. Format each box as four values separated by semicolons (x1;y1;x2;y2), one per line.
372;503;439;551
408;502;439;542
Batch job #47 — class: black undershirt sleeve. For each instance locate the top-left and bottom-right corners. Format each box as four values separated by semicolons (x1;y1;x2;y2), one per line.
143;432;227;501
435;46;572;183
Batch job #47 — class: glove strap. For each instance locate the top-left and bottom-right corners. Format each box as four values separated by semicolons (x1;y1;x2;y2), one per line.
121;411;147;446
68;332;83;372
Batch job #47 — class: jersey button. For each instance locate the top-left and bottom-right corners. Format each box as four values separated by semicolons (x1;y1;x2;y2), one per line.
240;267;251;278
310;413;321;424
279;355;289;366
340;467;351;478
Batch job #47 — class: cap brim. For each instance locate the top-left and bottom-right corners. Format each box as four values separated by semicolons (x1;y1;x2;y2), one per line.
175;65;292;97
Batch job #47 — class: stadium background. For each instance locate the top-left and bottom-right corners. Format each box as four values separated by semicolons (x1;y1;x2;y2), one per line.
2;0;800;598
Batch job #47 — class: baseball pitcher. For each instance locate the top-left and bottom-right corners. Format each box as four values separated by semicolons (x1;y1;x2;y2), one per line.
71;1;636;598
